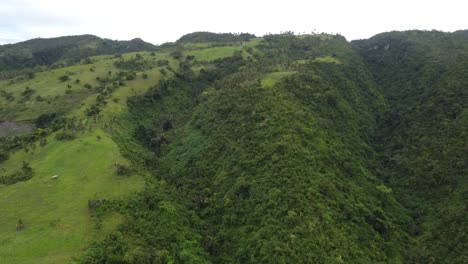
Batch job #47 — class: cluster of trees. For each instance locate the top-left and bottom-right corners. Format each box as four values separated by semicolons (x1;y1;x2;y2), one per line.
0;89;15;101
114;54;153;71
84;70;143;117
0;161;34;185
0;35;155;79
353;30;468;263
177;32;256;44
2;30;464;263
81;33;422;263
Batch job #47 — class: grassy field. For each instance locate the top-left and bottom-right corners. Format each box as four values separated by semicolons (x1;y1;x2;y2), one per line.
0;42;251;263
294;56;343;66
0;51;168;263
187;46;245;61
0;130;143;264
261;71;297;87
0;51;172;122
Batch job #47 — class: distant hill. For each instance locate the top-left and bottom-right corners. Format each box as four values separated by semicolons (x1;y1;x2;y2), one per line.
0;35;155;73
177;31;256;43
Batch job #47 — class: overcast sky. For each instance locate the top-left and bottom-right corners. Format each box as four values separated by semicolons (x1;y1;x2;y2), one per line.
1;0;467;45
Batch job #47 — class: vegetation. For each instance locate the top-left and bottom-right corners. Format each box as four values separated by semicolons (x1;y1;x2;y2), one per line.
177;32;256;43
353;30;468;263
0;30;466;263
0;161;34;185
0;35;155;79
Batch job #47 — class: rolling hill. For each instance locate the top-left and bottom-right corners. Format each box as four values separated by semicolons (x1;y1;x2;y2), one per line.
0;30;466;263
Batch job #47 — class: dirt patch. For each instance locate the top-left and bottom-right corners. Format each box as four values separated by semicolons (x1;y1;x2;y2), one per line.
0;121;35;137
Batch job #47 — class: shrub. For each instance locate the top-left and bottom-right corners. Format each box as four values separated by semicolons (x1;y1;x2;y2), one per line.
54;131;76;141
0;151;9;163
114;163;133;175
21;87;35;98
157;60;169;67
27;72;35;79
35;112;60;128
85;105;101;116
59;75;70;82
16;219;25;231
0;161;34;185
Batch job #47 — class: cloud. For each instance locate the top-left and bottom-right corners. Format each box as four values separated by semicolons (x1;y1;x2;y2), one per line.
0;0;85;42
0;0;467;45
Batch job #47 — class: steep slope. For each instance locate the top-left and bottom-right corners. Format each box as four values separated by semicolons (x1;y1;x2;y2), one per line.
0;49;175;263
1;30;466;263
81;34;413;263
353;30;468;263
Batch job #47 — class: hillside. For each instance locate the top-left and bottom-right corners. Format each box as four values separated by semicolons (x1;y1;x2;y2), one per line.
0;31;466;263
0;35;155;79
353;30;468;263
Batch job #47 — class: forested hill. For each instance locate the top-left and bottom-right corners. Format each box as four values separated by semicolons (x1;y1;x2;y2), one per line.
353;30;468;263
0;35;155;77
176;32;256;43
0;30;466;263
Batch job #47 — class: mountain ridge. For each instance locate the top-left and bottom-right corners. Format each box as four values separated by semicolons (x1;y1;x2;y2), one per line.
0;30;466;263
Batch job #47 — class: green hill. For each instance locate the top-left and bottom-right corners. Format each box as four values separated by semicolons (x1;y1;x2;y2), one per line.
353;30;468;263
0;35;155;79
177;32;256;44
0;30;466;263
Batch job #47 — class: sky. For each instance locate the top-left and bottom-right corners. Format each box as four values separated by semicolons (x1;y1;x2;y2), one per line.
1;0;467;45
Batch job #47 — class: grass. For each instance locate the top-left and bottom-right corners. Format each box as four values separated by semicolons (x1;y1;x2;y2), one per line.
0;50;171;263
0;43;223;263
261;71;297;87
0;51;176;122
187;46;245;61
294;56;343;66
0;129;144;264
184;39;261;63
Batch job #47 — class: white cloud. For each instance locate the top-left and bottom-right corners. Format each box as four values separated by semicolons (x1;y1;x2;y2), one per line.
0;0;466;44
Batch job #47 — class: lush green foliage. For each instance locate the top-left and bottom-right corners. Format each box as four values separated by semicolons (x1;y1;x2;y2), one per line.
0;161;34;184
177;32;256;44
0;35;155;78
354;30;468;263
81;33;414;263
0;30;466;263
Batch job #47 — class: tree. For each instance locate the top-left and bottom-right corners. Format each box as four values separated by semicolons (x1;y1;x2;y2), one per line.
59;75;70;82
0;151;9;163
27;72;35;79
16;219;24;231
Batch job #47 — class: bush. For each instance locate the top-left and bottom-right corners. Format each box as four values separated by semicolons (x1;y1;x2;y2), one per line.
0;161;34;185
54;131;76;141
59;75;70;82
114;163;133;175
85;105;101;116
35;112;60;129
0;151;9;163
21;87;35;98
27;72;35;79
